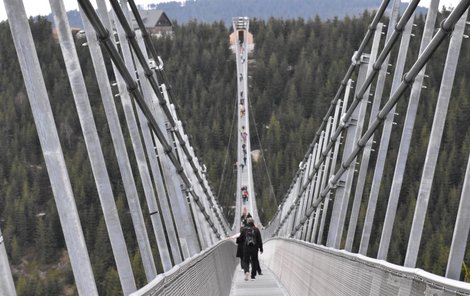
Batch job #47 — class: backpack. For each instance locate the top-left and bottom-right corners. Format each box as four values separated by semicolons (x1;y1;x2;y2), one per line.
245;226;256;247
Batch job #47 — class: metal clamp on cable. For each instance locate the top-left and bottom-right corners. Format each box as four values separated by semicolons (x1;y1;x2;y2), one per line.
126;81;139;93
339;114;348;129
328;175;337;189
182;182;193;194
163;144;173;155
165;122;174;132
159;83;166;92
148;58;157;70
402;72;415;86
96;28;110;43
125;30;137;42
351;51;359;65
157;56;164;70
440;17;455;35
176;166;185;175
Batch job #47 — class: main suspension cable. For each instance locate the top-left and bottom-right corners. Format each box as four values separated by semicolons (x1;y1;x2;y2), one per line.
248;96;277;204
217;93;239;200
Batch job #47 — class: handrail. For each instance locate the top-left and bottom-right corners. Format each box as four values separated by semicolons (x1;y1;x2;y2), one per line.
262;238;470;296
130;240;237;296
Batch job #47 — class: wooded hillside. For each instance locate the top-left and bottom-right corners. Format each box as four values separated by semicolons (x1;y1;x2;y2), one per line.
0;7;469;294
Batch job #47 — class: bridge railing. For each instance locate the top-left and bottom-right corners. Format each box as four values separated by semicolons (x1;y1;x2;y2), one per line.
262;238;470;296
2;0;231;294
130;240;237;296
264;0;470;284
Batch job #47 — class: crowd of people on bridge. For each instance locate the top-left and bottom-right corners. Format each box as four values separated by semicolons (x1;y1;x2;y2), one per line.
236;212;263;281
234;35;263;282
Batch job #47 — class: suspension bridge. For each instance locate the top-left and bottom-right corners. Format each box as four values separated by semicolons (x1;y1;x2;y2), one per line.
1;0;470;295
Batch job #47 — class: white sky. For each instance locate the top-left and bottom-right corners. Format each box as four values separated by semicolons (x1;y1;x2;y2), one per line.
0;0;464;22
0;0;178;21
405;0;462;7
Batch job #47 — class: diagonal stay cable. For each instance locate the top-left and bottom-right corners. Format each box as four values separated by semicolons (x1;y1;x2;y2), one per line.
267;0;391;226
273;0;421;236
109;0;229;234
288;0;470;237
248;93;277;204
127;0;168;87
77;0;223;238
217;94;238;202
127;0;190;142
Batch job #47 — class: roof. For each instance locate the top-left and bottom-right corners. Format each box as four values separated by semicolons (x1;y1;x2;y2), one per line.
131;10;172;29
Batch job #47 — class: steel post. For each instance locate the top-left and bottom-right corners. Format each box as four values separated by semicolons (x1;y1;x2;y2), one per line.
4;0;98;293
327;58;369;249
360;6;415;256
404;9;469;268
345;22;383;252
446;151;470;279
133;32;176;270
51;0;137;292
0;228;16;296
378;0;440;260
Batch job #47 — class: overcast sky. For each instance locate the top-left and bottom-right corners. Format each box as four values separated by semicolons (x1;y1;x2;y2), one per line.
0;0;179;21
0;0;464;22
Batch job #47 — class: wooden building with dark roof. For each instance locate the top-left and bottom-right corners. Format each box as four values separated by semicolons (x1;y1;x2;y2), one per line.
131;10;173;38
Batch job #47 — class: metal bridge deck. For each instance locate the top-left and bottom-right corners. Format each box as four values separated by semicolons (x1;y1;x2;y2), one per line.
230;263;288;296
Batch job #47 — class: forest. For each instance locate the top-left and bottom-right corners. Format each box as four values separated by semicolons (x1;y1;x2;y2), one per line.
0;6;470;295
61;0;422;28
148;0;428;24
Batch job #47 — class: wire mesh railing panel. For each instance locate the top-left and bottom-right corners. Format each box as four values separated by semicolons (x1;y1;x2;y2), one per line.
261;239;470;296
131;240;237;296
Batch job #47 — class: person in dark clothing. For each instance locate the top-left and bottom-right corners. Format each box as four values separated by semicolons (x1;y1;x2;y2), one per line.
256;260;262;275
244;212;252;225
241;209;249;227
236;227;245;270
239;217;263;280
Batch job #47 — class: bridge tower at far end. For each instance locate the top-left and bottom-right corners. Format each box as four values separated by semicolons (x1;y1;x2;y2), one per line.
229;20;254;54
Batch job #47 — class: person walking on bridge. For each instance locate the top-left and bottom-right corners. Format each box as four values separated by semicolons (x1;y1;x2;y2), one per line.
239;217;263;281
236;226;245;270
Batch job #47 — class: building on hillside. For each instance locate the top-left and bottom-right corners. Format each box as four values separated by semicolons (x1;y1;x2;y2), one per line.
53;10;173;41
130;10;173;38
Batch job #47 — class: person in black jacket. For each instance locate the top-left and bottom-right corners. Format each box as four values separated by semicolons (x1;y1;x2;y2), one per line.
235;227;245;270
239;217;263;281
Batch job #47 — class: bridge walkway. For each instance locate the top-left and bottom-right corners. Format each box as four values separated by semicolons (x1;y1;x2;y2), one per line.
230;263;288;296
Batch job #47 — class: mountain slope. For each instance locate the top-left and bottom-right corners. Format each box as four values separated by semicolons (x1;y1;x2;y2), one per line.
54;0;427;28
